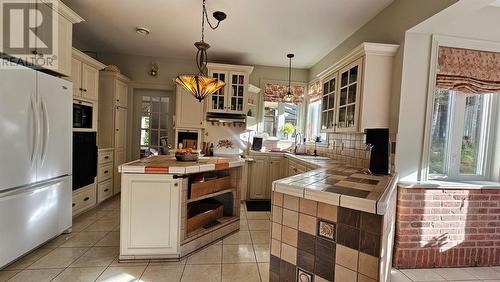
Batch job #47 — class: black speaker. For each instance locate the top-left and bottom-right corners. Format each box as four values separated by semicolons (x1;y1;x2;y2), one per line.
365;128;390;175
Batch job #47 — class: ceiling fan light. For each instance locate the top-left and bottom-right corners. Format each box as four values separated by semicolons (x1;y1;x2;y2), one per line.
175;75;225;102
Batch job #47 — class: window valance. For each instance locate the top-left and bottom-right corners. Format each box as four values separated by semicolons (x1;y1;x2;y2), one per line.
263;83;305;104
437;46;500;94
308;80;323;102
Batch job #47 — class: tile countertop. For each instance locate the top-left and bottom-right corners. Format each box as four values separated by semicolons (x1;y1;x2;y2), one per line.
263;152;398;215
119;155;246;175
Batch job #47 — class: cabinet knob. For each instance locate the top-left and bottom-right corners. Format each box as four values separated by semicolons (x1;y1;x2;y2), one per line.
104;170;109;174
116;129;119;132
117;99;120;102
83;89;87;92
104;188;109;192
72;203;75;207
79;88;83;91
104;156;109;159
31;50;38;55
83;197;90;202
174;183;178;187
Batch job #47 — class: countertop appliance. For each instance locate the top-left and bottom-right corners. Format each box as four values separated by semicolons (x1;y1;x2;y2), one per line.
73;132;97;190
365;128;390;175
73;100;93;129
0;60;73;268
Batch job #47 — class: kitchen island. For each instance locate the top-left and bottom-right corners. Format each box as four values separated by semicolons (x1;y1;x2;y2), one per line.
261;152;398;282
118;156;245;261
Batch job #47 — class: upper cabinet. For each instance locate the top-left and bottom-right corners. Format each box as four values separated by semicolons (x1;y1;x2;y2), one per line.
0;0;83;77
71;48;105;101
206;63;254;115
175;85;204;129
319;43;399;133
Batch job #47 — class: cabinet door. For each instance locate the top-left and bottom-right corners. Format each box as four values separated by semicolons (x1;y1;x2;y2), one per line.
321;75;337;132
81;63;99;101
113;149;125;195
175;86;204;128
249;156;269;199
336;58;363;132
207;71;228;113
71;58;82;98
115;80;128;108
56;15;72;77
121;174;180;256
114;107;127;150
268;157;283;198
227;72;247;114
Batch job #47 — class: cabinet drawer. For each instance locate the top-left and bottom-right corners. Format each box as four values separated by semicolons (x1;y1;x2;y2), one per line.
98;163;113;182
98;179;113;203
72;184;96;215
98;150;114;164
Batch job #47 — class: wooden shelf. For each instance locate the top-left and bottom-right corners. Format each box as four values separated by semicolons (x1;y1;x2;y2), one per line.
184;216;239;241
187;188;236;203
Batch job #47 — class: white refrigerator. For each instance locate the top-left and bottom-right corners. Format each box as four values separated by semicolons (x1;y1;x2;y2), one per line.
0;60;72;268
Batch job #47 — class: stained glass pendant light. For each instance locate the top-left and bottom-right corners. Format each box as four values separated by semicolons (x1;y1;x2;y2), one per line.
175;0;227;102
283;53;295;102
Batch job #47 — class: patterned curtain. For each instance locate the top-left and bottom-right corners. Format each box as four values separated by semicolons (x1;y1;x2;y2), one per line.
308;80;323;102
436;46;500;94
263;83;305;104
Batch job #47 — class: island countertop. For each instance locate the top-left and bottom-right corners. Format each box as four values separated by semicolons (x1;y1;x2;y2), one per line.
252;151;398;215
119;155;246;174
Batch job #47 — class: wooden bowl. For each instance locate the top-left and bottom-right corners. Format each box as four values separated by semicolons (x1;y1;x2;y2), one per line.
175;153;199;162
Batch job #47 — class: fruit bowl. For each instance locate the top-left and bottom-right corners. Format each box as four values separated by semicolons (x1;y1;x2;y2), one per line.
175;153;199;162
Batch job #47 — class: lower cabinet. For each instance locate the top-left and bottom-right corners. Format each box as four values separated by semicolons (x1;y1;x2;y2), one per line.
120;174;181;257
248;154;286;200
97;179;113;203
72;183;97;216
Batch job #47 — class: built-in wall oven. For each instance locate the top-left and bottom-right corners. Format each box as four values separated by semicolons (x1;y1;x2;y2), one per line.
73;100;93;129
73;132;97;190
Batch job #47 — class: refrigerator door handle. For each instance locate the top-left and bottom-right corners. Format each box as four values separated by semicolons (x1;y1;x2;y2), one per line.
30;94;40;165
40;97;50;165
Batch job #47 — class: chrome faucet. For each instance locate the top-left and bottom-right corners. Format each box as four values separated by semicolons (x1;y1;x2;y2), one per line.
294;132;302;154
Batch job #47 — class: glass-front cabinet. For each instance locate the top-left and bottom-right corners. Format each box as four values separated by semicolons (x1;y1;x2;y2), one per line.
321;76;336;130
207;64;254;115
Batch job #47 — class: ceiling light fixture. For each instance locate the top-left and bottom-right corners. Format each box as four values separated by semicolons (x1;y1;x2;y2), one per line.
175;0;227;102
136;27;150;35
283;53;295;102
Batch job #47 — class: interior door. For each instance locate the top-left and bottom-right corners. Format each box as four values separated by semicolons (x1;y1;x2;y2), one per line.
0;62;37;191
81;63;99;101
37;72;72;181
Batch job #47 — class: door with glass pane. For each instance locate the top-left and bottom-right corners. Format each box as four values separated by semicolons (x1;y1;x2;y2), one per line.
336;58;362;132
228;72;247;114
140;95;173;158
207;70;228;113
321;75;337;131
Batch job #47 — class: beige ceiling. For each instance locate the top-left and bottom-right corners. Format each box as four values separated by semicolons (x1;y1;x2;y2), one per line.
64;0;393;68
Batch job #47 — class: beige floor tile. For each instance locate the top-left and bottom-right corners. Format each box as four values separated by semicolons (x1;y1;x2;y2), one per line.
240;220;249;231
7;268;63;282
465;267;500;280
0;270;19;282
95;266;146;282
70;246;119;267
27;247;87;269
246;212;271;220
181;264;221;282
52;266;106;282
250;230;270;244
71;217;98;232
401;269;446;281
247;220;270;231
223;230;252;245
140;265;184;282
42;234;71;248
390;269;412;282
258;263;270;282
148;258;186;266
222;263;261;282
60;231;108;247
223;245;256;263
4;247;54;270
253;245;270;263
186;244;222;264
434;267;477;280
95;231;120;247
84;219;120;232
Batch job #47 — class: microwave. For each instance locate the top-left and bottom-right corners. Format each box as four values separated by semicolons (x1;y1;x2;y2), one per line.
73;101;93;129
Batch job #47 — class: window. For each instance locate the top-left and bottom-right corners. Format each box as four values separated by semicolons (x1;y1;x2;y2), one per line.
306;100;323;142
140;96;171;157
429;90;493;180
263;101;302;140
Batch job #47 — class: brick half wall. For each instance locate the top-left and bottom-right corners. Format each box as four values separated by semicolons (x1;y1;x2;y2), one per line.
393;187;500;268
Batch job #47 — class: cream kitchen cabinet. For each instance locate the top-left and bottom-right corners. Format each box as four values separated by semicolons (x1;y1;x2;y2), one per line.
98;71;130;195
319;42;399;133
97;148;114;203
175;85;204;128
248;154;287;199
120;173;181;258
71;48;104;101
206;63;254;115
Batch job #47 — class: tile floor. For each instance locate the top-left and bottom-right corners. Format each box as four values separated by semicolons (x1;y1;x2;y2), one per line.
0;195;499;282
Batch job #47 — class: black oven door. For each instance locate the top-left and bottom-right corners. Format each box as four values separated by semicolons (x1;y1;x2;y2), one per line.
73;102;93;129
73;132;98;190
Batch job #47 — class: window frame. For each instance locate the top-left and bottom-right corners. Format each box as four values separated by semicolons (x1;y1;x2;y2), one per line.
421;35;500;182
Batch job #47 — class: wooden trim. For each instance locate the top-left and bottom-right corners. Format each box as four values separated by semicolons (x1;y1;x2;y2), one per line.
40;0;84;23
72;48;106;70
